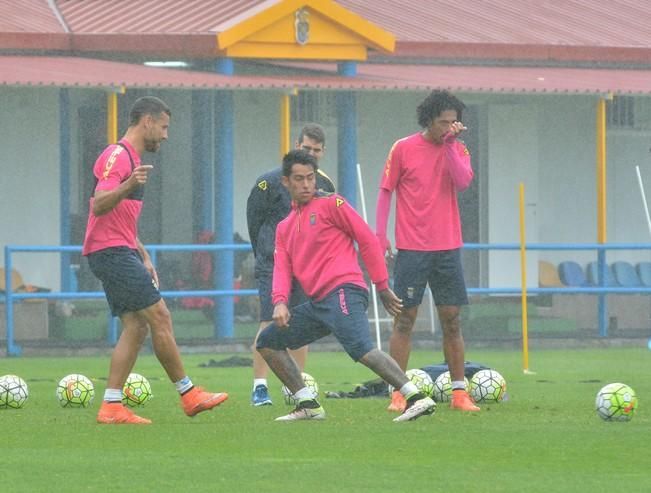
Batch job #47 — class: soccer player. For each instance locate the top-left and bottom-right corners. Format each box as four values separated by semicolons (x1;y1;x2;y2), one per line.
256;150;435;422
375;90;479;413
246;124;335;406
83;96;228;424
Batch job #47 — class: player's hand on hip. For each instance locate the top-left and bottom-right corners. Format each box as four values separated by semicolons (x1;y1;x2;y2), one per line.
379;288;403;317
272;303;291;328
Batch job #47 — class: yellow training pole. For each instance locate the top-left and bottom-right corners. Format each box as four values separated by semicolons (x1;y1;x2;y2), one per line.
596;97;607;244
519;182;531;374
280;93;291;158
107;87;125;144
107;92;119;144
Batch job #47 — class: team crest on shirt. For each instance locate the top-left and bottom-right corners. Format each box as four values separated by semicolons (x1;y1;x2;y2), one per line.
310;213;317;225
257;180;268;191
336;198;345;208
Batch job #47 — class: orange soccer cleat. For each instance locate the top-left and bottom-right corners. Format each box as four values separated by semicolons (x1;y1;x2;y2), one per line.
96;401;152;424
450;389;480;412
387;390;407;413
181;387;229;417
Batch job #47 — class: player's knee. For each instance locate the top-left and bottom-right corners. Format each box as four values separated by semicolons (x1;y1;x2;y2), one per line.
255;324;275;350
146;302;173;332
394;311;417;334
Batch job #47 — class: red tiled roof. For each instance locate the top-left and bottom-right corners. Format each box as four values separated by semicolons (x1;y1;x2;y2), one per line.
3;56;651;95
0;0;64;32
1;1;651;63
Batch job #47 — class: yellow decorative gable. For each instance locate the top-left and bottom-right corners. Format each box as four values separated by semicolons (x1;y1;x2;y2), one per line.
216;0;395;61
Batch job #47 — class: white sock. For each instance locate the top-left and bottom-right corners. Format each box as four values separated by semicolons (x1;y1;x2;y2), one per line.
253;379;268;391
175;376;193;395
452;380;466;391
103;388;122;403
399;381;419;398
294;386;315;401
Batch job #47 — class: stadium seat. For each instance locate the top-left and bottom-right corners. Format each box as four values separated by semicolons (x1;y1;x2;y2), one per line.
0;268;25;294
538;260;563;287
587;261;616;286
636;262;651;287
558;261;589;287
612;261;642;287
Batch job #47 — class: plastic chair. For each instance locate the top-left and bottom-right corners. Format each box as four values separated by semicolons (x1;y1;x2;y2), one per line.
558;261;589;287
636;262;651;287
539;260;563;287
0;268;25;293
612;261;642;287
586;261;616;286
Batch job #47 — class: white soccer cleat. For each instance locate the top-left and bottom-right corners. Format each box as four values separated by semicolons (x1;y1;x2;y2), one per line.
275;403;326;421
393;396;436;422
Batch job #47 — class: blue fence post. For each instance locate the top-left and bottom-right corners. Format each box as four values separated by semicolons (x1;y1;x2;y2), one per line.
107;315;119;346
4;246;21;356
597;248;608;337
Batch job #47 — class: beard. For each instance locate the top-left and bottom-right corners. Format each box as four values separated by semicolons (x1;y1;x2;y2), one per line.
144;138;160;153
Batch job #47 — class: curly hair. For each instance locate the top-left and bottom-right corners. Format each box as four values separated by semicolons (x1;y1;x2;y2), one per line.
417;90;465;128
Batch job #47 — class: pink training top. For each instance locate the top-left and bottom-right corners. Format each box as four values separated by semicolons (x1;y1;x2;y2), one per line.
272;193;389;305
82;139;143;255
377;132;473;251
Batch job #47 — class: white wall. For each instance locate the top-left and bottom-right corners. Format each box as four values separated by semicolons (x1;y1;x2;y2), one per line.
487;102;540;287
0;88;61;289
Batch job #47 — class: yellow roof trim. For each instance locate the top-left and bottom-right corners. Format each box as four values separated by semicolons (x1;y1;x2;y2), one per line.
216;0;395;57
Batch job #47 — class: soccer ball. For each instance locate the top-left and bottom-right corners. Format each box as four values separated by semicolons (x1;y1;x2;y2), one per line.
470;369;506;403
389;369;435;397
595;383;638;422
281;372;319;406
432;371;470;403
122;373;153;407
0;374;29;409
56;374;95;408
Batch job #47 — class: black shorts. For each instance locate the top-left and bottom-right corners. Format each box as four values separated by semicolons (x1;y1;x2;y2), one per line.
393;249;468;308
86;247;161;317
256;284;374;361
255;272;309;322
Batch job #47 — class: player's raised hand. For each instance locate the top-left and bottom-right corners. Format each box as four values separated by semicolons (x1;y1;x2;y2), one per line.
130;165;154;185
379;288;403;317
443;121;467;143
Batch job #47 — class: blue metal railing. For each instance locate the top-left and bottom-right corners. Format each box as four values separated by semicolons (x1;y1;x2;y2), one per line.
4;242;651;356
3;243;256;356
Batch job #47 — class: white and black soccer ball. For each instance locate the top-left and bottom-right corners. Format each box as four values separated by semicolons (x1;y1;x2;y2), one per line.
595;383;638;422
389;369;435;397
281;372;319;406
56;373;95;408
0;374;29;409
432;371;470;403
470;369;506;403
122;373;153;408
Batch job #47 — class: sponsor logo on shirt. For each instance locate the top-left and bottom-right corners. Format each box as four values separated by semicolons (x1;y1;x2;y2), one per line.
335;198;345;208
102;146;123;180
338;288;349;315
257;180;268;191
310;213;316;225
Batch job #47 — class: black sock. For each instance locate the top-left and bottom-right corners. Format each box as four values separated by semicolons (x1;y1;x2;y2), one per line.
406;392;425;405
298;399;320;409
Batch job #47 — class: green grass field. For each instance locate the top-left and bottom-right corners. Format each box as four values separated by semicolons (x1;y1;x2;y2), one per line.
1;347;650;492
